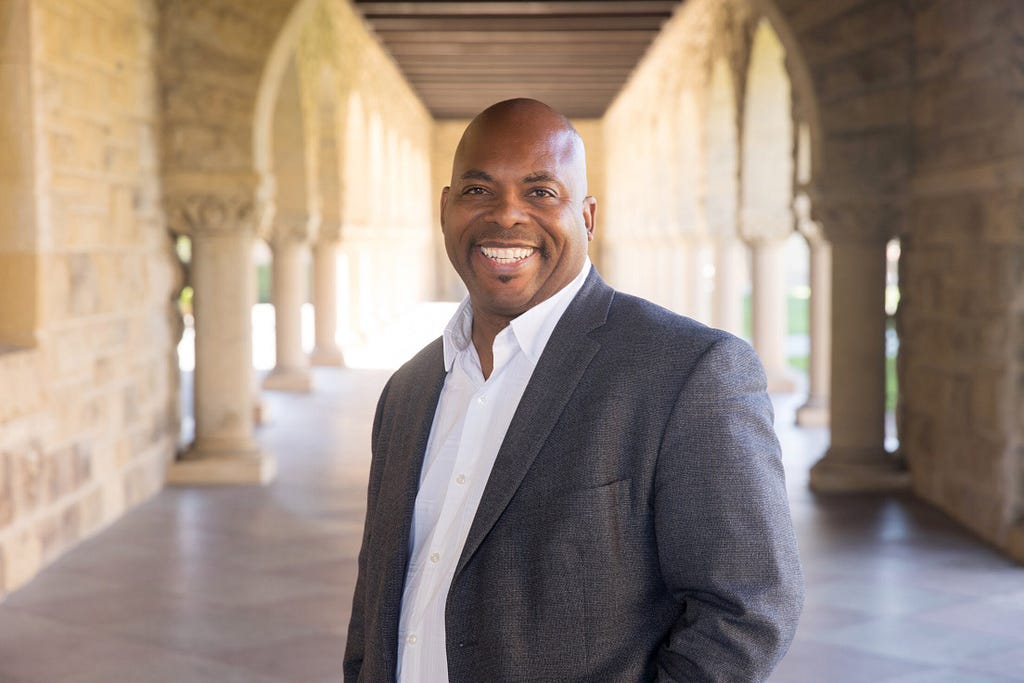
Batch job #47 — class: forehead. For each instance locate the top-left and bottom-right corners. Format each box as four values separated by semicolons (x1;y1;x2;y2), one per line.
453;124;581;179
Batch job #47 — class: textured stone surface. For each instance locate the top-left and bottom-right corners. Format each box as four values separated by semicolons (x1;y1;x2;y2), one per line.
0;0;177;596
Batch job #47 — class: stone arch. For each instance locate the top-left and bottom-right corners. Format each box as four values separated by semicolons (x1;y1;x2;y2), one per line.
705;58;744;337
254;0;322;233
741;0;823;182
160;0;311;485
740;18;796;393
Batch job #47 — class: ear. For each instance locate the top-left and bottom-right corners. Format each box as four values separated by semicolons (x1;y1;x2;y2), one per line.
440;186;450;230
582;196;597;241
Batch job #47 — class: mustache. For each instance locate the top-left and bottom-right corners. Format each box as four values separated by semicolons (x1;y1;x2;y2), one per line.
471;229;543;245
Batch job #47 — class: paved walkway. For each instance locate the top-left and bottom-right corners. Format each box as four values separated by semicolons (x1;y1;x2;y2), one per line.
1;368;1023;682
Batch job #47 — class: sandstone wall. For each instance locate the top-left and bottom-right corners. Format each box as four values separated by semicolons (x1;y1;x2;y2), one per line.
899;0;1024;558
0;0;178;596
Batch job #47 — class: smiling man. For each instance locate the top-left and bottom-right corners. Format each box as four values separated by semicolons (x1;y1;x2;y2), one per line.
344;99;803;683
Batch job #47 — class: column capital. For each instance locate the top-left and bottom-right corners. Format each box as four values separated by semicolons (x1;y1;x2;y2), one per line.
163;172;260;237
269;210;317;246
739;207;793;246
317;219;342;244
808;191;905;245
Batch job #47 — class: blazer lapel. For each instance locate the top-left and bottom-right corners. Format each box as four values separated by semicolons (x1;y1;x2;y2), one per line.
455;269;614;576
372;340;447;677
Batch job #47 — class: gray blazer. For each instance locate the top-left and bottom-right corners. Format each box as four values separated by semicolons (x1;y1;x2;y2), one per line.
344;268;803;682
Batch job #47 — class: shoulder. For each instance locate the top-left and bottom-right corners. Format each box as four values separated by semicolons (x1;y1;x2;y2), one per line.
384;336;444;394
602;289;747;359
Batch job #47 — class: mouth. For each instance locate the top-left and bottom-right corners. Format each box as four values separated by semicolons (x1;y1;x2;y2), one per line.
478;245;537;265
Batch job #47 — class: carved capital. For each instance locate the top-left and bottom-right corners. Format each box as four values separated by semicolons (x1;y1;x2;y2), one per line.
794;193;826;245
739;207;794;245
809;192;905;245
269;210;316;246
165;192;257;237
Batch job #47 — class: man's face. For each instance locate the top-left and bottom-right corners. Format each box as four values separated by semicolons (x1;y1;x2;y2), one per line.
441;117;596;323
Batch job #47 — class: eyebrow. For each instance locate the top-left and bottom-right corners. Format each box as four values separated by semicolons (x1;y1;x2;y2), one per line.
459;169;495;182
522;171;559;184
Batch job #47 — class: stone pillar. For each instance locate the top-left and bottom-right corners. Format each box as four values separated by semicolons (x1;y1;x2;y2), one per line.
796;211;831;427
749;238;796;393
263;231;312;392
810;225;908;492
310;239;345;366
712;237;745;337
165;191;275;485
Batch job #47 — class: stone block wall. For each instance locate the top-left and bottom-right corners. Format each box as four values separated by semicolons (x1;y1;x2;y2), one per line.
0;0;178;597
900;0;1024;559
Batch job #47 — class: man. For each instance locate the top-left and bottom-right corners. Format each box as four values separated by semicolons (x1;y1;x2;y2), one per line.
344;98;802;682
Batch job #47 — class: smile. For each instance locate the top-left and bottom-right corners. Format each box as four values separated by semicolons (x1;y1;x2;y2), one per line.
479;246;536;264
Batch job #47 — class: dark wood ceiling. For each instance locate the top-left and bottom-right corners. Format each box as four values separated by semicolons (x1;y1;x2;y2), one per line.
351;1;681;119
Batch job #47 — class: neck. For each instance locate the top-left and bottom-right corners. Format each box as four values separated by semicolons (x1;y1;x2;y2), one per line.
469;309;512;380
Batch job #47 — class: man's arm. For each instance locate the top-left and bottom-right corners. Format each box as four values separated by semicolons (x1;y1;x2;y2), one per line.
343;379;393;682
654;335;803;682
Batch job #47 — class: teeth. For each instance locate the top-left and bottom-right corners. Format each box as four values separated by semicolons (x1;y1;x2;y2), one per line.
480;246;534;263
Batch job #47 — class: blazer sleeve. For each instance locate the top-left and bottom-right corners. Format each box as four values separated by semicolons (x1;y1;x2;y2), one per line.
653;335;804;682
343;378;392;682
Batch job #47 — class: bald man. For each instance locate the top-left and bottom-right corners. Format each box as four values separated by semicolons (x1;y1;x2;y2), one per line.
344;99;803;682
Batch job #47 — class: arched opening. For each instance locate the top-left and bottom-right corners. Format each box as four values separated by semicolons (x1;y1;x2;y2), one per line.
885;236;901;451
741;19;796;393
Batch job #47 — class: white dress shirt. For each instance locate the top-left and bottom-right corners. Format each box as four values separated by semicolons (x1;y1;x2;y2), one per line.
397;259;591;682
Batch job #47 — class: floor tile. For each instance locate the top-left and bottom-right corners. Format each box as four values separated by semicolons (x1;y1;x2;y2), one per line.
1;373;1023;683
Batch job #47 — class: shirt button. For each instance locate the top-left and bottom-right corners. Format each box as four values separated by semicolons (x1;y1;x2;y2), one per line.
430;552;441;563
477;395;487;405
407;634;417;645
456;474;467;485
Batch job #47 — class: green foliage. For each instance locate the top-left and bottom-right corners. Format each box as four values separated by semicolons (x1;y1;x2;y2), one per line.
256;264;271;304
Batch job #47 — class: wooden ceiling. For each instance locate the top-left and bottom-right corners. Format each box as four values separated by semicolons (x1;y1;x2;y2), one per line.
351;1;681;119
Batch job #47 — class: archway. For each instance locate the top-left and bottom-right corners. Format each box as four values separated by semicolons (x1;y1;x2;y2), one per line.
740;19;797;393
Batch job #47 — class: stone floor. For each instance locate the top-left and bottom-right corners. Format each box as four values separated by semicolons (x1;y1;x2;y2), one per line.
1;367;1023;682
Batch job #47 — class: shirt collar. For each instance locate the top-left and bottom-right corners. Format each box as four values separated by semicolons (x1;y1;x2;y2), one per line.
442;257;592;370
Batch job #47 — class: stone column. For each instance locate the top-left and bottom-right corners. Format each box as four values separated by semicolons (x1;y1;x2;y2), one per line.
310;238;344;366
712;237;745;337
796;207;831;427
748;238;796;393
263;228;312;392
809;216;908;492
165;191;275;485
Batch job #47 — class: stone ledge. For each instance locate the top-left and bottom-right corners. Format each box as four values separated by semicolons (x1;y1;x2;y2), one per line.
262;368;313;393
809;447;910;493
795;398;830;427
310;345;345;367
167;447;276;486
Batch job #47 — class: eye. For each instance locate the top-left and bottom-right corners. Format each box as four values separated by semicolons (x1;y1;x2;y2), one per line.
463;186;488;196
528;188;556;198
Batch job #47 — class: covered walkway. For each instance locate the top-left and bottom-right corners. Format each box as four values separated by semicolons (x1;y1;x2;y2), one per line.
1;366;1022;683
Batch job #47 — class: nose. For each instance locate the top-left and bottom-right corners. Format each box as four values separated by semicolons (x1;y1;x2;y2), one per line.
485;191;529;229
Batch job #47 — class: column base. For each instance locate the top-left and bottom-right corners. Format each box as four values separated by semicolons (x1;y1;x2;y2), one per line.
766;368;798;394
262;367;312;392
796;397;830;427
809;447;910;493
167;443;276;486
310;345;345;367
253;396;268;425
1006;522;1024;565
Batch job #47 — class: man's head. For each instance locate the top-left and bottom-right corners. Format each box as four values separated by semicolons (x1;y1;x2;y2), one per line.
441;98;596;325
